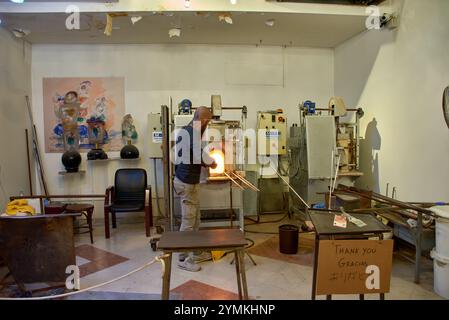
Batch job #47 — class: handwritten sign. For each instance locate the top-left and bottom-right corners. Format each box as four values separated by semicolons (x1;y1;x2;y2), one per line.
316;240;393;296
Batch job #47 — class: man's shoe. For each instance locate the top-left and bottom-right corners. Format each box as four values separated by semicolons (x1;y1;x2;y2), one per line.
177;257;201;272
192;251;212;263
178;252;188;262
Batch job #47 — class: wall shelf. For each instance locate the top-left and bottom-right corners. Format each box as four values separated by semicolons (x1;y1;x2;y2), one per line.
58;171;86;176
87;157;141;162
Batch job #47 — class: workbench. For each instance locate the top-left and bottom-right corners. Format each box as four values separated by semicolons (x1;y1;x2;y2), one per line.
0;213;80;295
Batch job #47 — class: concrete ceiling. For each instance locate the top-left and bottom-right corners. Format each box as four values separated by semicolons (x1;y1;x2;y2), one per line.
0;11;367;47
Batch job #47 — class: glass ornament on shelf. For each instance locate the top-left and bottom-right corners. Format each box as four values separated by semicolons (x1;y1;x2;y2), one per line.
120;114;139;159
86;117;108;160
60;91;82;172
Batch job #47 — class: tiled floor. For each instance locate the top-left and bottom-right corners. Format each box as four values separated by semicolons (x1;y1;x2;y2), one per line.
76;244;129;277
0;215;444;300
247;234;314;267
172;280;240;300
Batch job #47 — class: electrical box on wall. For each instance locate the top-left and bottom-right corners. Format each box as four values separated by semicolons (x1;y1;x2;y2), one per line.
257;111;287;155
148;113;163;158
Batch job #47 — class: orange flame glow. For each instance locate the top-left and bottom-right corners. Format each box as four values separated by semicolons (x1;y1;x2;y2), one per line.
209;150;225;175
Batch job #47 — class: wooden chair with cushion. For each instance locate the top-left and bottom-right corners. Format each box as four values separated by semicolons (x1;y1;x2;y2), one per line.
104;168;153;239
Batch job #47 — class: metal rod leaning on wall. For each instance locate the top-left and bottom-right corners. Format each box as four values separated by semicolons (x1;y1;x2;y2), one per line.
169;97;175;230
25;96;48;196
329;150;334;209
161;105;172;231
25;129;33;195
269;162;310;209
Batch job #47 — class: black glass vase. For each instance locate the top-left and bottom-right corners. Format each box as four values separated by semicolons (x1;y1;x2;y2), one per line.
87;146;108;160
61;149;82;172
120;141;139;159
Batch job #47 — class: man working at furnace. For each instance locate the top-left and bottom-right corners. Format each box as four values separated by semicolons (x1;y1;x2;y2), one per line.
174;106;217;272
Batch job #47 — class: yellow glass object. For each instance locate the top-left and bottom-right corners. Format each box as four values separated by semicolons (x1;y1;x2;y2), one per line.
6;200;36;216
211;251;226;262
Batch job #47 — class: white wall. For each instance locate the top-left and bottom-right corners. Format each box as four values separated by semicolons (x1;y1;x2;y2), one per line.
335;0;449;201
0;28;32;211
31;44;334;219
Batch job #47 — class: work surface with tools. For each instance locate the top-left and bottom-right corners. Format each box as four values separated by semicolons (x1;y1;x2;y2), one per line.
309;211;392;236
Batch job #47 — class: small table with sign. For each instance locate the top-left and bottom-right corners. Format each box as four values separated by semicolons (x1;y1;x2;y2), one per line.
309;210;393;300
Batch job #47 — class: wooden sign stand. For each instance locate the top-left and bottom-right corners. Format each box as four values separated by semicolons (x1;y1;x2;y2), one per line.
315;239;394;299
308;211;393;300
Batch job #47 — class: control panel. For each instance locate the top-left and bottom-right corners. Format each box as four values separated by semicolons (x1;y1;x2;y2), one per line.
257;111;287;155
147;113;163;158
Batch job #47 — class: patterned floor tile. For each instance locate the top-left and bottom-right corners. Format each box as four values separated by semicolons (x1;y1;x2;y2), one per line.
172;280;240;300
75;245;129;277
247;234;314;267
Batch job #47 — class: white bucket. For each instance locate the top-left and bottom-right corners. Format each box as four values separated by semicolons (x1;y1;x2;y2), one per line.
429;206;449;299
431;250;449;300
436;218;449;257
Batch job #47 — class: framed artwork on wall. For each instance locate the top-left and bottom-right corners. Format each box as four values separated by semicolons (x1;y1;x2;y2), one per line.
42;77;125;153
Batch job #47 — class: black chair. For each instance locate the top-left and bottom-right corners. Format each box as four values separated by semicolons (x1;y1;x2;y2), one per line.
104;168;153;239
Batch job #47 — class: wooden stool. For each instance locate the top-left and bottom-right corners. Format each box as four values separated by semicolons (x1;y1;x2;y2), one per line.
44;202;67;215
66;204;95;244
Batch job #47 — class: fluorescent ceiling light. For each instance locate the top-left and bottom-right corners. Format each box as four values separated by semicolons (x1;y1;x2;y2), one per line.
10;0;25;4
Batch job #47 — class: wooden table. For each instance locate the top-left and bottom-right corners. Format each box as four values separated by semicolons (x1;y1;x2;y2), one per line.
157;229;249;300
309;210;392;300
0;213;80;295
10;195;105;245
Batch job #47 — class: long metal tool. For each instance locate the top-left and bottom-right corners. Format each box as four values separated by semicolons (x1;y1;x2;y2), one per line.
25;96;48;196
331;154;341;193
232;172;259;192
329;149;334;209
269;163;310;209
224;172;245;190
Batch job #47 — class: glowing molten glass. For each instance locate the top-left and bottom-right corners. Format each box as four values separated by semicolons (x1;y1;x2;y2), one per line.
209;150;225;175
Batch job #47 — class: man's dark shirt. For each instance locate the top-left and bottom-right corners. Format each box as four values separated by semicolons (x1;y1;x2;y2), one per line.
175;125;202;184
